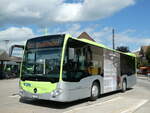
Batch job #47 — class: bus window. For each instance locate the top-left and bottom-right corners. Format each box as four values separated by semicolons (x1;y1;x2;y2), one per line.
63;39;88;82
120;54;136;76
62;39;104;82
87;45;103;75
21;35;64;83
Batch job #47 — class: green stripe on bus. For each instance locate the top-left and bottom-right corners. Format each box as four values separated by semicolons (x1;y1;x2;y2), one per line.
19;45;25;78
59;34;71;81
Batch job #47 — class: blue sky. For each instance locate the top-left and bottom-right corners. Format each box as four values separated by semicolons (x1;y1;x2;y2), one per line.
0;0;149;52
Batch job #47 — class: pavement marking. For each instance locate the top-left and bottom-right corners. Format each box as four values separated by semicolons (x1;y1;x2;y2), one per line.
120;99;149;113
63;97;122;113
63;97;149;113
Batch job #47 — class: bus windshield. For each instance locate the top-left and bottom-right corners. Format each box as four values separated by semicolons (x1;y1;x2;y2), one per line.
21;35;64;83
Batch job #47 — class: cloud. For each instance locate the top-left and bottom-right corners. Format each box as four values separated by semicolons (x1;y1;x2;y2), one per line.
102;29;150;51
0;0;135;26
50;24;150;51
1;24;149;52
114;32;150;46
0;27;35;41
77;0;135;21
0;27;35;50
0;0;63;26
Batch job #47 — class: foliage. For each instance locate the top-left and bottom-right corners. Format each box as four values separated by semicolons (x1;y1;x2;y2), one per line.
146;46;150;63
116;46;130;52
137;46;150;68
137;57;149;68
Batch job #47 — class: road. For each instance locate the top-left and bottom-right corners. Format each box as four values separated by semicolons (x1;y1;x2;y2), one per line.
0;77;149;113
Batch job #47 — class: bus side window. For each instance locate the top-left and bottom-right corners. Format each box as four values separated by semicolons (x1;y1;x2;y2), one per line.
120;54;136;76
63;39;87;82
86;45;103;76
62;38;104;82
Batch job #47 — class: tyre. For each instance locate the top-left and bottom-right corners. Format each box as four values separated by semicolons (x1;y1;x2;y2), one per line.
122;79;127;92
90;82;100;101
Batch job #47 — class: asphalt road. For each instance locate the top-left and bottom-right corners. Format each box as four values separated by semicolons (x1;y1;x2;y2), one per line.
0;77;149;113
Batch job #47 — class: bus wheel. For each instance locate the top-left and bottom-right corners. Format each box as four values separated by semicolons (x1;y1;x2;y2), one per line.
122;79;127;92
90;82;99;101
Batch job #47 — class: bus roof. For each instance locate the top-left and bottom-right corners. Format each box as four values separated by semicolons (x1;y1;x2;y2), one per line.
68;35;136;57
27;34;136;58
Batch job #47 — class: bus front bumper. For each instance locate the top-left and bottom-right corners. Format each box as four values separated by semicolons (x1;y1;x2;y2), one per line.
19;88;70;102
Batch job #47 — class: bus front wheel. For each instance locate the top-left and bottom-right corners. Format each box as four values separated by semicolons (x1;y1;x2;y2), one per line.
90;82;99;101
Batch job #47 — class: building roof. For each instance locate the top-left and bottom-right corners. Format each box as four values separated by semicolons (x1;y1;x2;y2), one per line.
0;49;10;61
77;32;96;42
0;49;22;62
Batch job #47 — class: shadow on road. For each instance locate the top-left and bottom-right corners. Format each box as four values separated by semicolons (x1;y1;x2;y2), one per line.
19;89;132;109
19;97;89;109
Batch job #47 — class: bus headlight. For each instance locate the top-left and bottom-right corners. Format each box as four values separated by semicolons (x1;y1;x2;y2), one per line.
51;89;62;97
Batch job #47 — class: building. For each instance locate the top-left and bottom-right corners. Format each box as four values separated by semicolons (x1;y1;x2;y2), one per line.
135;45;150;75
0;45;23;79
77;32;96;42
139;46;150;59
0;49;10;79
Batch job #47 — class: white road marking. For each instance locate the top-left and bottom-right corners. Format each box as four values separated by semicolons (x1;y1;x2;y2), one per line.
120;99;148;113
63;97;149;113
63;97;122;113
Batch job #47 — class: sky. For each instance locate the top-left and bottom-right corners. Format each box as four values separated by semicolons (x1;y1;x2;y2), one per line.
0;0;150;52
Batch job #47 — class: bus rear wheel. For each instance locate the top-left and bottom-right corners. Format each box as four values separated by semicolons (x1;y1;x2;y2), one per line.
90;82;99;101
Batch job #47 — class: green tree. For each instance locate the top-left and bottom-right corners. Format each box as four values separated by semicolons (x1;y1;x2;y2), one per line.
137;57;142;68
146;46;150;63
137;57;149;68
116;46;130;52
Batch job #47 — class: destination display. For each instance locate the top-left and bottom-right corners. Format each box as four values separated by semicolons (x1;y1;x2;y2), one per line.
27;37;63;49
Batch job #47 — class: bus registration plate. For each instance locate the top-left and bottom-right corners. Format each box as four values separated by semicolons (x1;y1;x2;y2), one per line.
32;94;38;98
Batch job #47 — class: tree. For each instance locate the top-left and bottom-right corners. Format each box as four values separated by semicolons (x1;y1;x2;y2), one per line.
137;57;142;68
116;46;130;52
146;46;150;63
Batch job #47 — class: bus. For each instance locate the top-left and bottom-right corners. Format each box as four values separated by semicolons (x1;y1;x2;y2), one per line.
19;34;136;102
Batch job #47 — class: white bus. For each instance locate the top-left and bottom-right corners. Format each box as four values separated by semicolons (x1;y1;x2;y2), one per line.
19;34;136;102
